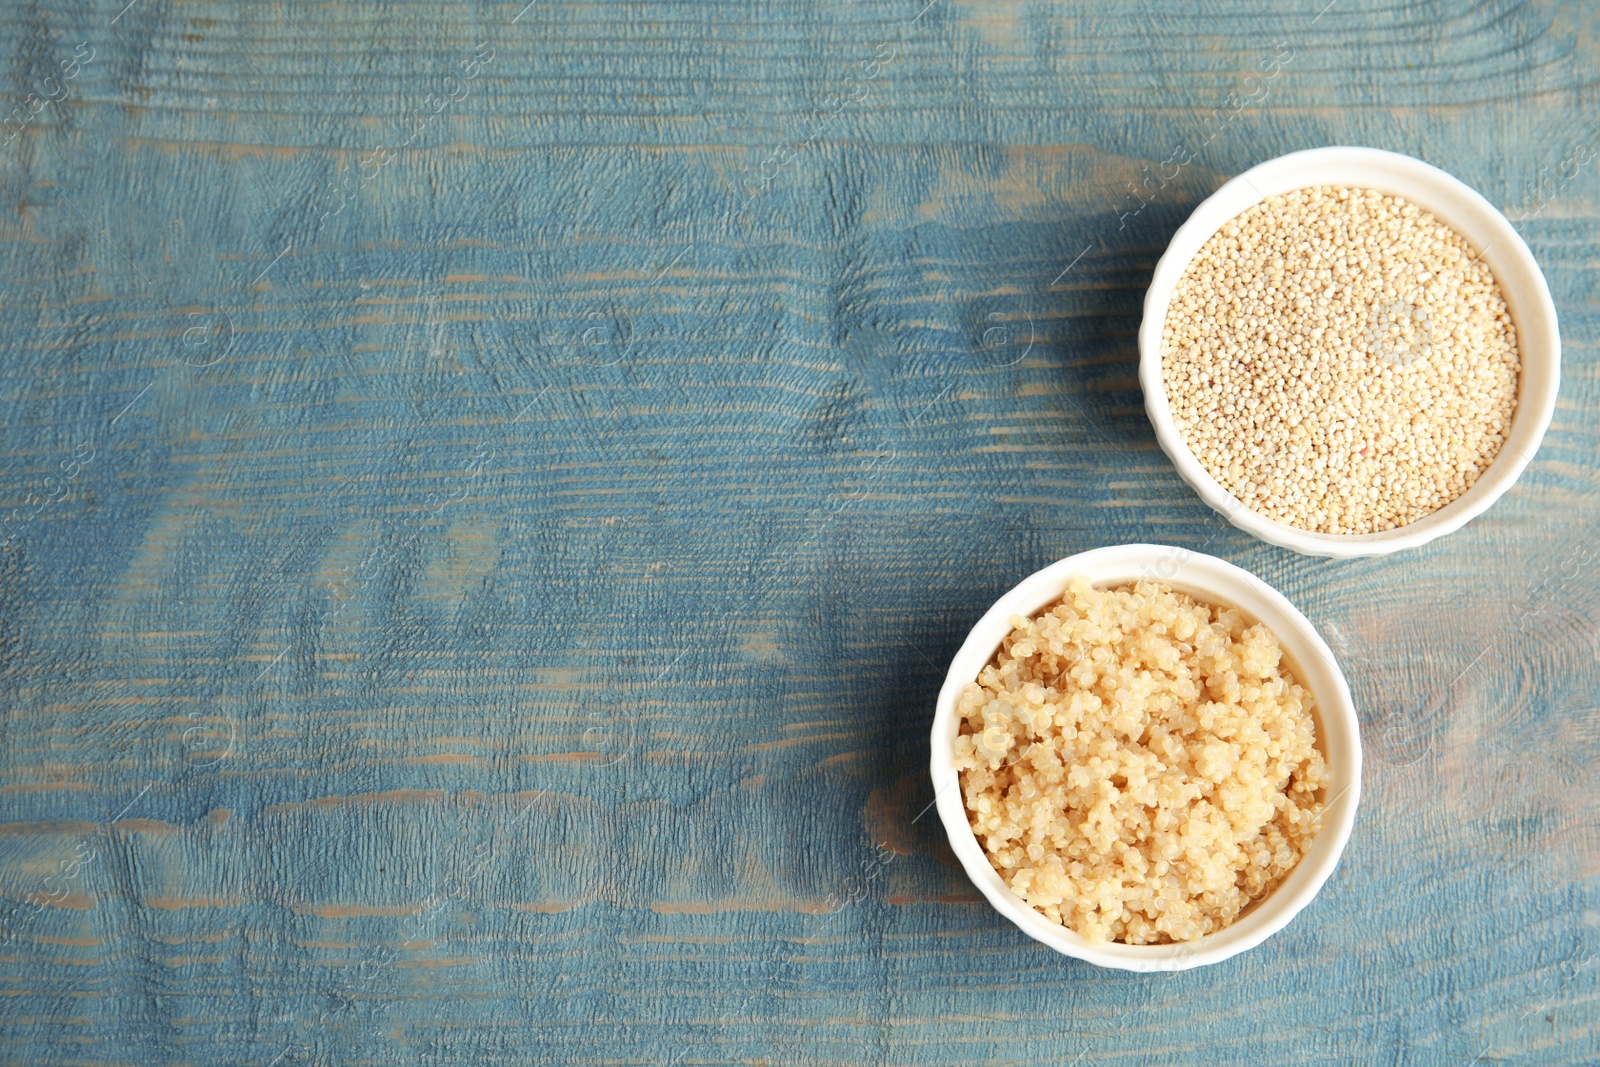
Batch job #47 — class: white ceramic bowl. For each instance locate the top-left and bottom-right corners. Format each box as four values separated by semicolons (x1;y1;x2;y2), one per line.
930;544;1361;971
1139;146;1560;558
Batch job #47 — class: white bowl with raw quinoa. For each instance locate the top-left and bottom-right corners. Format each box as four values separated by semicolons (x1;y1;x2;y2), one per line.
930;544;1360;971
1140;146;1560;557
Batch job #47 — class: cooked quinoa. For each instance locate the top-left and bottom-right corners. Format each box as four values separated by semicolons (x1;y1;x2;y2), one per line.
954;578;1327;944
1161;185;1521;535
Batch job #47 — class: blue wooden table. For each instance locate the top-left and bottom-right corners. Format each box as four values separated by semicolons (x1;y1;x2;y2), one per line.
2;0;1598;1063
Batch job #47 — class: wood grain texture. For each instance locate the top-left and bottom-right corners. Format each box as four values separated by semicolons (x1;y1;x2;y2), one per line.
1;0;1598;1063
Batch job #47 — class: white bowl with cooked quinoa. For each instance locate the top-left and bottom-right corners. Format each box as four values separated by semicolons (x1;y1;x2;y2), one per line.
930;544;1360;971
1139;146;1560;557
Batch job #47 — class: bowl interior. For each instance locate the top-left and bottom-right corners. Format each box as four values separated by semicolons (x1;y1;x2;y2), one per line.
1139;146;1559;556
932;544;1361;970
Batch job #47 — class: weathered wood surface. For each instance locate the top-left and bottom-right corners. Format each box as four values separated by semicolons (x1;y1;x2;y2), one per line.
1;0;1598;1063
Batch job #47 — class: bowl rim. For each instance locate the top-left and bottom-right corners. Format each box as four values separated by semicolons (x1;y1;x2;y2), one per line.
929;543;1362;971
1138;145;1561;558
